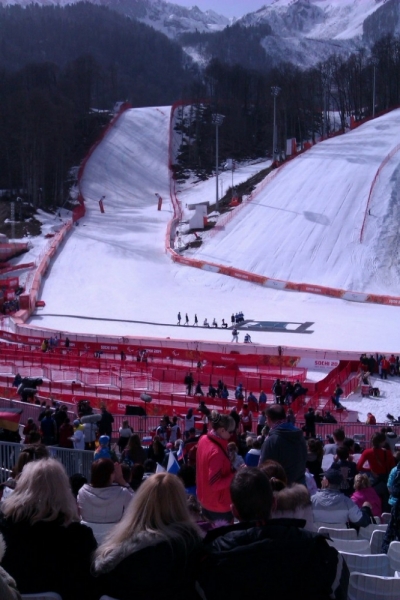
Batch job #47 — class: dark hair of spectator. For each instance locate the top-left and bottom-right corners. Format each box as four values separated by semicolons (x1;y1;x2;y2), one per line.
91;458;114;488
230;468;273;521
69;473;88;498
332;428;345;442
266;404;286;422
371;432;386;448
177;464;196;489
336;446;350;460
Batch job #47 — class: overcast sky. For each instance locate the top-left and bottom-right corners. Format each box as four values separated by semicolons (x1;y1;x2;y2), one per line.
170;0;268;19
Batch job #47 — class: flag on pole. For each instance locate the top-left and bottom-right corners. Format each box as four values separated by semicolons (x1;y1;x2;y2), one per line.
0;408;22;432
167;451;180;475
156;463;166;474
177;442;184;463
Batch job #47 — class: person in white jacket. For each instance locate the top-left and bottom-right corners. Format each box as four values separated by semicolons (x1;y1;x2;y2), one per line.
78;459;134;524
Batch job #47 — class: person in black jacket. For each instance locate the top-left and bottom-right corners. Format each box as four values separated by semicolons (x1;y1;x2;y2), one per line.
197;469;349;600
98;406;114;438
0;458;97;600
259;404;307;485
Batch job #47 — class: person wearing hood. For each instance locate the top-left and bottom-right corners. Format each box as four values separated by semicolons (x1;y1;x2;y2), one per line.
259;404;307;485
77;458;134;524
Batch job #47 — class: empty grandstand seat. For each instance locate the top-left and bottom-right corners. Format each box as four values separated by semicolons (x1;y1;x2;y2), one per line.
387;542;400;573
314;522;348;532
348;572;400;600
328;538;371;554
318;526;357;540
371;530;386;554
340;552;391;576
381;513;392;524
359;524;388;541
21;594;62;600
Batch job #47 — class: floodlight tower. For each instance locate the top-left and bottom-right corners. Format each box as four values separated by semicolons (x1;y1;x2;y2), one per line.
212;113;225;211
271;86;281;162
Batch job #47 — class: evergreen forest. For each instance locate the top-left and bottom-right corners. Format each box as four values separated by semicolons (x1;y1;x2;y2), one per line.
0;2;400;208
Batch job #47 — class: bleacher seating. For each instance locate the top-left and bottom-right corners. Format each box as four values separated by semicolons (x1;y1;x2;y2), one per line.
318;526;357;540
340;552;391;576
327;538;371;554
387;541;400;573
371;530;386;555
359;524;388;541
348;572;400;600
21;594;62;600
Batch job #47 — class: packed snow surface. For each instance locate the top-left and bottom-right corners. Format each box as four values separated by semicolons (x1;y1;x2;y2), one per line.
19;105;400;422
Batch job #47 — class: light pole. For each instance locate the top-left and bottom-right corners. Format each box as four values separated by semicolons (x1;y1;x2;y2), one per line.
372;58;378;118
271;86;281;162
212;113;225;211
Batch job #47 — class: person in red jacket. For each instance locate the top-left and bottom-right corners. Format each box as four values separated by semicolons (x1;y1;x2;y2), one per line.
381;356;390;379
357;432;395;511
196;410;236;524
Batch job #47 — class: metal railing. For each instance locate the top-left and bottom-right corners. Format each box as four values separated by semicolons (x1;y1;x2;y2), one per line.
0;441;94;482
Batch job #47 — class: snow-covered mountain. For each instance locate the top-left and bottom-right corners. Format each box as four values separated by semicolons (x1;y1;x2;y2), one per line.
0;0;399;68
239;0;387;41
0;0;230;37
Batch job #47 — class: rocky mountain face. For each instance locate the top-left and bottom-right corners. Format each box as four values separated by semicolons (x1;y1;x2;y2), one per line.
0;0;230;37
1;0;399;68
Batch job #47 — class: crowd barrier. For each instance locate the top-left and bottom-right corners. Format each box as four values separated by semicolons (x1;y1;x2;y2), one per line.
0;441;93;481
360;142;400;243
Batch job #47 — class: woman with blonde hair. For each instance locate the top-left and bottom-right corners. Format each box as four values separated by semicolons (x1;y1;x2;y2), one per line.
260;459;315;531
0;458;97;600
93;472;202;600
196;410;235;523
351;473;382;517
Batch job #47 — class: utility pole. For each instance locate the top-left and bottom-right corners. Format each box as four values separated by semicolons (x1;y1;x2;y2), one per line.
212;113;225;211
271;86;281;162
372;58;378;118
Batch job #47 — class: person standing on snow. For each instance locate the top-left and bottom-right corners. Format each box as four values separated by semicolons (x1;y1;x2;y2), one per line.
185;313;189;325
232;328;239;342
177;312;181;325
194;314;198;326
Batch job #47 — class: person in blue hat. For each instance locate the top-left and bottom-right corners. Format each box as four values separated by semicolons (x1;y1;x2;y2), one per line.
94;435;111;461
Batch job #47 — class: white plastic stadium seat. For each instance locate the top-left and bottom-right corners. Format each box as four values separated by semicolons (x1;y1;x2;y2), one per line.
81;520;114;544
381;513;392;524
348;572;400;600
387;541;400;572
319;526;357;540
340;552;391;576
371;530;386;554
21;594;62;600
359;524;388;541
314;521;348;531
328;538;371;554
